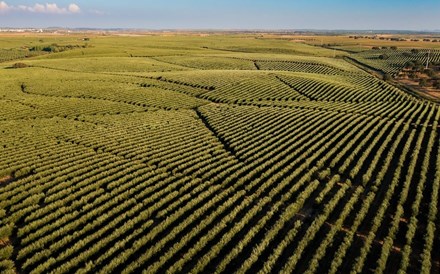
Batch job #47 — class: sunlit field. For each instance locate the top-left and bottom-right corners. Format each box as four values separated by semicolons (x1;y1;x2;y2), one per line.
0;33;439;274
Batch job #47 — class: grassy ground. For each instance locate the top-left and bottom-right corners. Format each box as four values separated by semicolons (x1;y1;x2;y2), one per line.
0;33;439;274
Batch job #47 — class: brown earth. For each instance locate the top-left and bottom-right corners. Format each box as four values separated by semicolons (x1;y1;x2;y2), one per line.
0;175;13;184
396;78;440;100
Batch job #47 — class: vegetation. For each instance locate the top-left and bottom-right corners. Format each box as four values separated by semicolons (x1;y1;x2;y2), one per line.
29;43;88;53
0;33;439;274
11;63;29;69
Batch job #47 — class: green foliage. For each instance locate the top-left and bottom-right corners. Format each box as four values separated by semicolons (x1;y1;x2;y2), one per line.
404;61;415;69
352;48;440;76
0;223;13;238
424;68;435;77
30;43;86;53
11;62;28;68
379;53;389;60
0;34;438;274
0;246;14;260
0;260;15;273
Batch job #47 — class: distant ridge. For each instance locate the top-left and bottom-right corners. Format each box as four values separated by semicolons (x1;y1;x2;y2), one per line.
0;27;439;35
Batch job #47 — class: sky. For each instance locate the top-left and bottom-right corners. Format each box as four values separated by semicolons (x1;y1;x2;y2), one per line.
0;0;439;30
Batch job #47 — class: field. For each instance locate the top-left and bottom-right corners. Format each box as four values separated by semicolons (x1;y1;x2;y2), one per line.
0;33;439;274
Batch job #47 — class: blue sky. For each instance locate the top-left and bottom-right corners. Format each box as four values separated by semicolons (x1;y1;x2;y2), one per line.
0;0;439;30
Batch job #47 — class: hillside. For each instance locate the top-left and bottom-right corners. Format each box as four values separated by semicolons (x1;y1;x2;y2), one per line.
0;34;439;274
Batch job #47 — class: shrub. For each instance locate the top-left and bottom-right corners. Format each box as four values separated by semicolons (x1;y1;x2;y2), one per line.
419;78;428;87
383;73;392;81
424;69;435;78
409;72;417;79
413;60;422;66
12;62;28;68
404;61;415;69
0;223;13;238
0;246;13;260
42;45;58;52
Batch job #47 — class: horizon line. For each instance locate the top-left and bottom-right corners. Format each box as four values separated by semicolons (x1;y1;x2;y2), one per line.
1;27;440;33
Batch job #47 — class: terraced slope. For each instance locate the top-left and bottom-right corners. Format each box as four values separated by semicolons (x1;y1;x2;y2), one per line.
351;48;440;76
0;35;439;274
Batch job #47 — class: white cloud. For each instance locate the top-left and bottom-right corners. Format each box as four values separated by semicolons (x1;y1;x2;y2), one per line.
0;2;81;14
68;4;80;13
32;4;46;13
0;1;10;12
46;3;64;13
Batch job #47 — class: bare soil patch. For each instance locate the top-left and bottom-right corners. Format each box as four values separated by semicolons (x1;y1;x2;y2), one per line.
0;175;13;184
396;78;440;100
